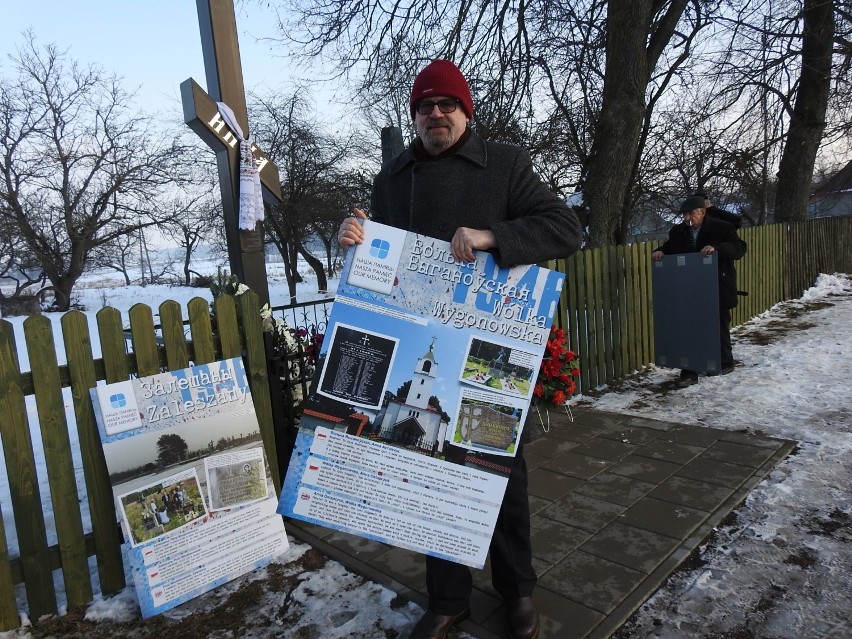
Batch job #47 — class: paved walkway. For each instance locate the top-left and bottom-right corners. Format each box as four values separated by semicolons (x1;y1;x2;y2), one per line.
284;406;795;639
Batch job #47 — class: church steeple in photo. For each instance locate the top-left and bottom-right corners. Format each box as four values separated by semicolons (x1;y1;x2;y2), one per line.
405;337;438;409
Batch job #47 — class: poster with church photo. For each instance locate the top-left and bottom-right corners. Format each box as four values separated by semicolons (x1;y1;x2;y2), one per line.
278;220;564;568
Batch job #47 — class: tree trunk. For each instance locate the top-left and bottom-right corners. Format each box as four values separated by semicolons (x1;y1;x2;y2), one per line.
584;1;654;247
583;0;690;246
183;249;193;286
281;242;299;303
297;242;328;293
774;0;835;223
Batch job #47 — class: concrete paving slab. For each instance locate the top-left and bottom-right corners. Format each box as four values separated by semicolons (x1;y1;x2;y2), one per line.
540;492;626;533
541;451;612;479
702;439;783;467
539;550;646;614
578;522;681;574
574;472;657;507
528;468;584;501
649;475;737;511
607;455;681;484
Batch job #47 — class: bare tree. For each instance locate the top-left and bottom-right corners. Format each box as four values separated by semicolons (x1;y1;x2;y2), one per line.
265;0;850;243
157;185;222;286
249;91;368;300
0;34;193;309
89;230;140;285
266;0;715;245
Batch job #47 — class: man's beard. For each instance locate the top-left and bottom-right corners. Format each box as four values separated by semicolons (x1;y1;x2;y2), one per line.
422;121;455;152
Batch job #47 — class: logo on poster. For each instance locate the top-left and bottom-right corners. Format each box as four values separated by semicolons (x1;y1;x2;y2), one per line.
350;239;398;292
109;393;127;408
369;238;390;259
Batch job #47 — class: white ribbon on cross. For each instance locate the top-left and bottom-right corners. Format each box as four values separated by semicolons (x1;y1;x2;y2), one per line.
216;102;264;231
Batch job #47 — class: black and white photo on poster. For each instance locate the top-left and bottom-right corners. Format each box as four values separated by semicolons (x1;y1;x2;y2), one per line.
317;323;399;409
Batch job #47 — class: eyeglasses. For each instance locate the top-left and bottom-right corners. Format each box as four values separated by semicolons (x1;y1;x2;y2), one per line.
415;98;460;116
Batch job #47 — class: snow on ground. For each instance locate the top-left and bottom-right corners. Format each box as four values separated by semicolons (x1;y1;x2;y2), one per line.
602;273;852;639
1;269;851;638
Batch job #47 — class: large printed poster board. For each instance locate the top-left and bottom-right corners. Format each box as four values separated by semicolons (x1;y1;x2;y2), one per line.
91;357;289;618
278;221;565;568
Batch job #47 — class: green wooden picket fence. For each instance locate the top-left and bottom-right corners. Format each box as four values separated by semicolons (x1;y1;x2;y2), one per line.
1;216;851;631
549;217;852;395
0;293;277;630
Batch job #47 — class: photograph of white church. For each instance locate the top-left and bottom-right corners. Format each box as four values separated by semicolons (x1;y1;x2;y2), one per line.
371;338;449;454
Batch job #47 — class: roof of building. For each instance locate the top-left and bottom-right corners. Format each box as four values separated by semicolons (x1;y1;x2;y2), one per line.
811;159;852;198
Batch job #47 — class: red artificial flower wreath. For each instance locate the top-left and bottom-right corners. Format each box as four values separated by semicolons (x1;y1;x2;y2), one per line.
534;327;580;405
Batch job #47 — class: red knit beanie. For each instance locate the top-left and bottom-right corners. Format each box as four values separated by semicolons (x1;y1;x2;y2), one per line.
409;60;474;120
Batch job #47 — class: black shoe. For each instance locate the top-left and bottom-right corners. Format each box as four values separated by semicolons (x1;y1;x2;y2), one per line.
505;596;540;639
721;363;735;375
410;608;469;639
676;370;698;388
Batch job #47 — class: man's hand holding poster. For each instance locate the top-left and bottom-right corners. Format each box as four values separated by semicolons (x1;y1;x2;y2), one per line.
278;221;564;568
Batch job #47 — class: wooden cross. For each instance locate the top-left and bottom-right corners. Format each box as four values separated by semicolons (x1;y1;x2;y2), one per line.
181;0;282;305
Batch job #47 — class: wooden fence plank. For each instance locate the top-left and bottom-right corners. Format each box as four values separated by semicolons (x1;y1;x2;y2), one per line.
632;243;645;372
574;252;589;394
0;320;56;618
553;259;569;333
583;250;598;390
160;301;190;371
61;312;125;596
97;308;130;383
615;246;632;377
639;242;653;365
565;254;582;393
129;305;160;377
24;315;91;608
237;292;281;493
188;298;216;364
600;246;615;381
214;296;242;359
624;244;637;374
592;249;607;386
0;501;17;630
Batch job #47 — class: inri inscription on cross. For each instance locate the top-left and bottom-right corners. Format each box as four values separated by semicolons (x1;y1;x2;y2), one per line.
181;0;281;305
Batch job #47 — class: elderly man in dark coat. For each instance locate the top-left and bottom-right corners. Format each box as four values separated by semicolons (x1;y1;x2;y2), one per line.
339;60;582;639
652;194;747;387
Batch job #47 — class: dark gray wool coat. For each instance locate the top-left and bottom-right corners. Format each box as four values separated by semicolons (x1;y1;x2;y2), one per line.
369;132;583;268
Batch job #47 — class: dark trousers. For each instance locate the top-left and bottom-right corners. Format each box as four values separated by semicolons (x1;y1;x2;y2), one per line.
425;443;537;614
720;306;733;366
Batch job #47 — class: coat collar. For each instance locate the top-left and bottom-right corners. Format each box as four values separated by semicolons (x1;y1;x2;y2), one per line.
387;131;487;175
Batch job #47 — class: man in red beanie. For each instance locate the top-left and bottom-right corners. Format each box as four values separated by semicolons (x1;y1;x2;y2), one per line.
338;59;582;639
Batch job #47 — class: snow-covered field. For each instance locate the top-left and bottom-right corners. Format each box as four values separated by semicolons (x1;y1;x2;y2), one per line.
1;266;850;639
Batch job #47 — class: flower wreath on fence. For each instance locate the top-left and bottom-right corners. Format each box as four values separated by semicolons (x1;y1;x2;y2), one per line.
532;326;580;431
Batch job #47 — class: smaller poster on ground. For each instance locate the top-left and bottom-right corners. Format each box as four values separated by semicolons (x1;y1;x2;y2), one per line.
91;357;289;618
279;221;565;568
